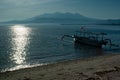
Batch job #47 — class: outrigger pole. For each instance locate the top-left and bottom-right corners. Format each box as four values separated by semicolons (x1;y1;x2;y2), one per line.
61;29;119;49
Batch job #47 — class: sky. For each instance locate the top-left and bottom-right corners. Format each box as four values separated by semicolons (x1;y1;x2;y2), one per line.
0;0;120;21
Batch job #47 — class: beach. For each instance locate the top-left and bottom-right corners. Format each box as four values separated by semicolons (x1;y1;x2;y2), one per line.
0;54;120;80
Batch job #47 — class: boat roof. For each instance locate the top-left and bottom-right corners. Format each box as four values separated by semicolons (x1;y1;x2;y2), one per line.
76;31;107;36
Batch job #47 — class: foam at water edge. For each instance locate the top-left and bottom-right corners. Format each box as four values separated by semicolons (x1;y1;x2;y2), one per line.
1;63;48;72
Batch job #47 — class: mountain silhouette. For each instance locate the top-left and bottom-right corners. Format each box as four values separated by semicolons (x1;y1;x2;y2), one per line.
23;12;101;24
1;12;120;25
30;12;90;19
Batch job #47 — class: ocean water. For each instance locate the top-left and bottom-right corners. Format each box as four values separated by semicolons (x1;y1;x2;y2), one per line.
0;24;120;72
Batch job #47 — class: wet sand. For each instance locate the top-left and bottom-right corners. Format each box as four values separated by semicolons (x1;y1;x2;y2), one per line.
0;54;120;80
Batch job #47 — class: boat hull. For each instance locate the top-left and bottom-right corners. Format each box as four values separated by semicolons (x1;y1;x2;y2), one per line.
74;36;105;48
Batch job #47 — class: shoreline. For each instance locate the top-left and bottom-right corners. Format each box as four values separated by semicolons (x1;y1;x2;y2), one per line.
0;54;120;80
0;54;112;73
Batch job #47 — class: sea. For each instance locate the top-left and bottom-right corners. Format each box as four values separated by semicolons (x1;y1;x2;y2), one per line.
0;23;120;72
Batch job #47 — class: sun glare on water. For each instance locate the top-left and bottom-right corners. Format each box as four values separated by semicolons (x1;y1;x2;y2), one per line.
10;25;31;64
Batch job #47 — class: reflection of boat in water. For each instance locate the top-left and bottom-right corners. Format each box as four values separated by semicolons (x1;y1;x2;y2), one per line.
61;27;119;48
74;43;103;57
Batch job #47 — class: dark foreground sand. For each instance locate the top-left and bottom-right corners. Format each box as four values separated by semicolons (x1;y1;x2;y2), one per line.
0;54;120;80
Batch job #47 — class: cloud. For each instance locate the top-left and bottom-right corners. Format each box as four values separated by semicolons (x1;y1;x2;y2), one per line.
0;0;120;21
0;0;61;12
0;0;59;7
0;0;61;21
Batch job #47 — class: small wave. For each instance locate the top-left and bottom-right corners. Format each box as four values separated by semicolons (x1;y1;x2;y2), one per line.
1;63;47;73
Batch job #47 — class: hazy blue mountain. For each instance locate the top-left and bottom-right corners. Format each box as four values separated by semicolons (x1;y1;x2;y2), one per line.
99;19;120;25
30;12;89;19
25;12;97;24
0;12;120;25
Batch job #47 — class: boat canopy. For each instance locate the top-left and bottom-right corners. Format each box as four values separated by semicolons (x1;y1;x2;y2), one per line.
75;31;107;40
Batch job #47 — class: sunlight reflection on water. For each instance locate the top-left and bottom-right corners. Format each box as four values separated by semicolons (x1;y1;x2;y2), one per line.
8;64;45;71
10;25;31;64
1;24;120;72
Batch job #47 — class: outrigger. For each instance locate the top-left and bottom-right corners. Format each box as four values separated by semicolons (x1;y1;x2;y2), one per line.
61;28;119;48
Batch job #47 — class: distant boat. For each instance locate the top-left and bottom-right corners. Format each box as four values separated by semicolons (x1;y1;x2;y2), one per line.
61;27;118;48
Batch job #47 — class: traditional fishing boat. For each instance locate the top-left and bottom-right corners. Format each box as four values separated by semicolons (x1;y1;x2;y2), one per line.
61;27;118;48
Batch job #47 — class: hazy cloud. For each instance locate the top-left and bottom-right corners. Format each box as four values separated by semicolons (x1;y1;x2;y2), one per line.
0;0;60;21
0;0;120;21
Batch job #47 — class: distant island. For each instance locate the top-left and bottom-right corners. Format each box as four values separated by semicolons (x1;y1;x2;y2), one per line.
0;12;120;25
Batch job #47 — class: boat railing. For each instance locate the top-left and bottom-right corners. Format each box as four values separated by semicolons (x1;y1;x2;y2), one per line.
75;31;107;41
61;29;119;49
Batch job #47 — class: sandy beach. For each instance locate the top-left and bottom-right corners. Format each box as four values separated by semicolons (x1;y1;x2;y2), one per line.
0;54;120;80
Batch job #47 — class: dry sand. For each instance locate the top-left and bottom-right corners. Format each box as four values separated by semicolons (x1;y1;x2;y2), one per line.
0;54;120;80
